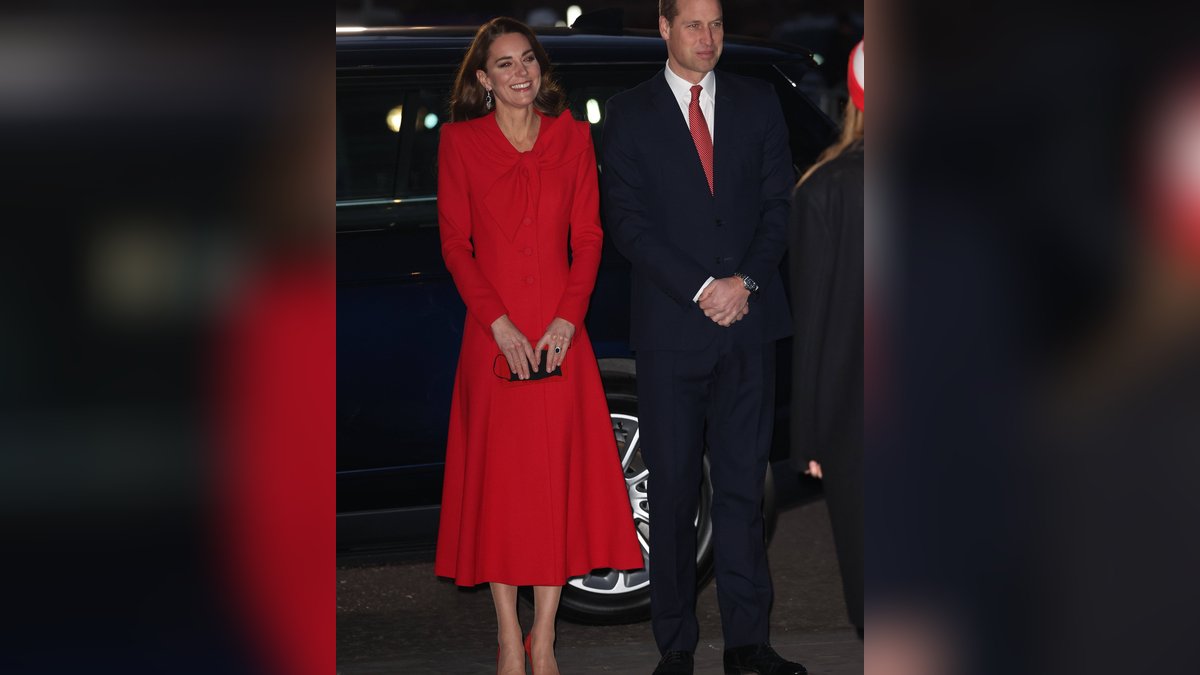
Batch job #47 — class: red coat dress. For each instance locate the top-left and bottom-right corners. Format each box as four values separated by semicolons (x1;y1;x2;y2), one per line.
433;110;643;586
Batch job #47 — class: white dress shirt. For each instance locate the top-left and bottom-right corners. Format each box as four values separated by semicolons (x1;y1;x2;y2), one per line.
662;64;720;302
663;63;716;142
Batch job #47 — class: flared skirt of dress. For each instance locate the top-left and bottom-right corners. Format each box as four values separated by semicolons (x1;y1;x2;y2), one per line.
434;327;644;586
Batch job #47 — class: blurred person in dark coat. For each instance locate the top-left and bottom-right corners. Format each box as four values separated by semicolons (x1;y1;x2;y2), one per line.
789;39;864;638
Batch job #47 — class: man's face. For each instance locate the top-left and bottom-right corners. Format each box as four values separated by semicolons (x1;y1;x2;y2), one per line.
659;0;724;83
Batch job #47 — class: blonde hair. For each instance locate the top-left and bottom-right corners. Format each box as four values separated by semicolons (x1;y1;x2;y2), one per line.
797;99;864;186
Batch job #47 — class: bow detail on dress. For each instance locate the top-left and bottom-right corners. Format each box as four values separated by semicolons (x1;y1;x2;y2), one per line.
483;152;544;242
477;112;589;242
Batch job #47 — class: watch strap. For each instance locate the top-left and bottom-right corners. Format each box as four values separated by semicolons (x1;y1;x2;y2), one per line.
734;272;759;294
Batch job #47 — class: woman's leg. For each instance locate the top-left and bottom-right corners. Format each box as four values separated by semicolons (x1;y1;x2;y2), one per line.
491;583;524;674
529;585;562;675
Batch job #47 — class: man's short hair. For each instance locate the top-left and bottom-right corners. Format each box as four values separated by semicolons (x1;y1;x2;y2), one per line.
659;0;679;23
660;0;721;24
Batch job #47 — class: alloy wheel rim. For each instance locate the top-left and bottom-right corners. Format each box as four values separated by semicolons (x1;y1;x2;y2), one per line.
566;412;651;595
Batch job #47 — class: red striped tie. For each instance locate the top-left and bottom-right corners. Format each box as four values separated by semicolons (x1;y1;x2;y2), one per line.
689;84;714;195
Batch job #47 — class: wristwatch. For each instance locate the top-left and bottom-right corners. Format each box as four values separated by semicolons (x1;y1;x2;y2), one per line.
733;272;759;295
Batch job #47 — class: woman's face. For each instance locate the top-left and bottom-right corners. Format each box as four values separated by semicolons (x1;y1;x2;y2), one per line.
476;32;541;112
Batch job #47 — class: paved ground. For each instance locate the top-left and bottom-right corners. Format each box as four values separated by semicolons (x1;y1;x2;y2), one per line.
337;478;862;674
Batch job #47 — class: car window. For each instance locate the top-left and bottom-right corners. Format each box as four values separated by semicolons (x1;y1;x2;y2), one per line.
336;81;407;201
351;67;661;205
396;87;451;199
556;65;663;162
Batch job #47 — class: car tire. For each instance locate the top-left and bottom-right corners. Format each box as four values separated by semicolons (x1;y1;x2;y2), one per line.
528;359;776;625
546;360;713;625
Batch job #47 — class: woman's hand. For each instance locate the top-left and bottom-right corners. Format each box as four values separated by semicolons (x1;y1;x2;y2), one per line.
491;315;538;380
534;317;576;372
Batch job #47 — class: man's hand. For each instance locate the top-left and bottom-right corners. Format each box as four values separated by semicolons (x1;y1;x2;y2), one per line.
697;276;751;327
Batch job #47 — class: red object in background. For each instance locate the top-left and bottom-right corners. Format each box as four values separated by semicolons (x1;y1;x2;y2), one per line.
1147;78;1200;268
215;256;336;675
848;40;864;112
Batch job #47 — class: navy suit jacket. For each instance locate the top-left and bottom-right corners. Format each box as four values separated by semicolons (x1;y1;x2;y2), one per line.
601;68;794;351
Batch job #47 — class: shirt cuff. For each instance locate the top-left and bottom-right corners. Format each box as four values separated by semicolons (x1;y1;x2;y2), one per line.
692;276;716;303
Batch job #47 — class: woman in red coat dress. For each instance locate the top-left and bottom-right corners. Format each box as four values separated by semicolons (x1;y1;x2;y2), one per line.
433;17;644;675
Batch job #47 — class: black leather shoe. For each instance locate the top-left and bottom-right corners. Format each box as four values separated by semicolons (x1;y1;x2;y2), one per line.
722;643;807;675
652;650;694;674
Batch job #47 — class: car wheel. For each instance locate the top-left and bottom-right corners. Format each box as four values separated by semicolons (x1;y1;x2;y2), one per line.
542;360;714;625
532;359;776;625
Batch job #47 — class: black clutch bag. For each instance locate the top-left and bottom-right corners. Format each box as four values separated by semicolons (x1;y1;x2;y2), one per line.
493;350;562;382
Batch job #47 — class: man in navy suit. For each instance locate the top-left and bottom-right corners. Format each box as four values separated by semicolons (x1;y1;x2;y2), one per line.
601;1;805;673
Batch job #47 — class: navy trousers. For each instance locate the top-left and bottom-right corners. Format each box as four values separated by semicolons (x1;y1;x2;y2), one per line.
636;333;776;653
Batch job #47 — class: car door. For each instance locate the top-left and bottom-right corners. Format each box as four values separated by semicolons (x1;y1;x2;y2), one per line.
336;72;462;539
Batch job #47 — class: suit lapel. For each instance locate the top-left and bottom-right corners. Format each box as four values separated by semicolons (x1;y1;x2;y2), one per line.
649;74;689;137
712;71;736;199
649;71;712;196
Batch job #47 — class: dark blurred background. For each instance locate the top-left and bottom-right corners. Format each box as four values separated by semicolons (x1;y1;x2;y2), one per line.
0;2;333;673
337;0;863;118
334;0;862;42
870;1;1200;674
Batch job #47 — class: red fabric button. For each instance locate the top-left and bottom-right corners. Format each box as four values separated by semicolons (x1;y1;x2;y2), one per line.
522;247;533;255
525;276;535;284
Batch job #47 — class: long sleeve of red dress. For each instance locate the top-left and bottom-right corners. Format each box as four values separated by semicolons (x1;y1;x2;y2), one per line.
555;138;603;328
437;124;509;332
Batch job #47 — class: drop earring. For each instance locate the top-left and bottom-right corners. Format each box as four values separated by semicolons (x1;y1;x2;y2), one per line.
485;89;494;110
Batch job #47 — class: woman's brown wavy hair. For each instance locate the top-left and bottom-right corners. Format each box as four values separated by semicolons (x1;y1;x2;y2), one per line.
449;17;568;122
